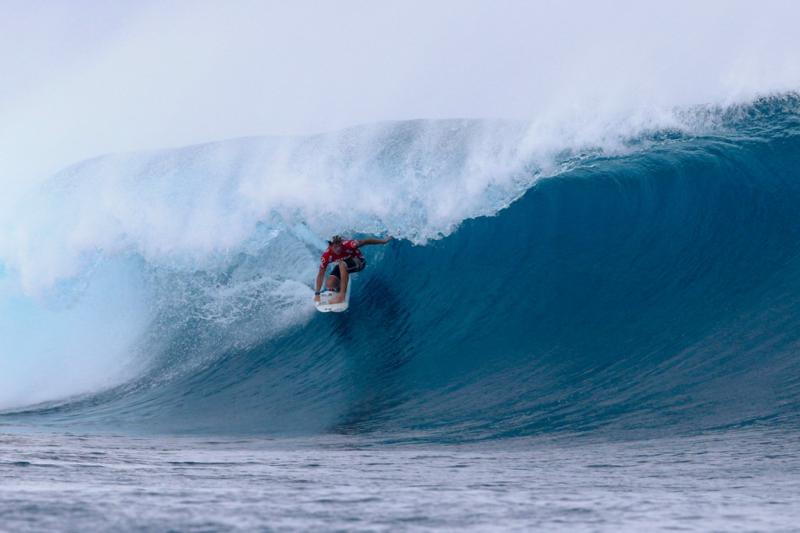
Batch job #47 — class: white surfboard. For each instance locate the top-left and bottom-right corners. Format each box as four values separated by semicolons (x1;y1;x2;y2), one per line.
315;279;352;313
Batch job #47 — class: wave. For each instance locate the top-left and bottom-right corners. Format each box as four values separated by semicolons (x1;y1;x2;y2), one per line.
2;94;800;440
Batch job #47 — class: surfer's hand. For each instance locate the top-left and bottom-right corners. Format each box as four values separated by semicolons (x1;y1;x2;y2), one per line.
383;236;393;244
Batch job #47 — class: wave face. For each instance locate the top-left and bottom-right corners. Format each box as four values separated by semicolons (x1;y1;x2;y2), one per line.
2;95;800;440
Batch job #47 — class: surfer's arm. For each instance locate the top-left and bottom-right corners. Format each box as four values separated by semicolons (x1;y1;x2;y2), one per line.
314;267;326;300
356;236;392;247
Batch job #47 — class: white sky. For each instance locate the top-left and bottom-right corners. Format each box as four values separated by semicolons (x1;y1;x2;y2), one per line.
1;0;799;188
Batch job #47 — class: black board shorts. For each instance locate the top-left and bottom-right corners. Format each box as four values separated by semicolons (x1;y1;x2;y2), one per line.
329;257;366;278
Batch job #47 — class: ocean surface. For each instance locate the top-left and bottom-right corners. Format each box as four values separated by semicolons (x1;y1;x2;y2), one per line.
2;429;799;531
2;94;800;530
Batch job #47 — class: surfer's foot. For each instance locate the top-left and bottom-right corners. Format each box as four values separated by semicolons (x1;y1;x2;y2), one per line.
330;294;345;304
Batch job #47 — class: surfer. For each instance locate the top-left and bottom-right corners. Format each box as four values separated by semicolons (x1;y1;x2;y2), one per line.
314;235;392;304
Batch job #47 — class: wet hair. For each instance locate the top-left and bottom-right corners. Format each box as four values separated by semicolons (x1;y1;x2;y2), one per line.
327;235;344;246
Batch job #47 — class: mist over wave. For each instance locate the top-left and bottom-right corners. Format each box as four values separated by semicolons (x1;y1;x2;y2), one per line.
2;0;800;194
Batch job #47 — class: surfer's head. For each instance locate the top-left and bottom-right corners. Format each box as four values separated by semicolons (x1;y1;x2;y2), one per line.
328;235;344;252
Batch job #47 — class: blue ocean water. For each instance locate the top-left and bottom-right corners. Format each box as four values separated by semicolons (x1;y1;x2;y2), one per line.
1;429;798;531
2;95;800;530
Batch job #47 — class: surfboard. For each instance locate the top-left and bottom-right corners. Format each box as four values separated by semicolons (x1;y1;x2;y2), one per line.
315;279;352;313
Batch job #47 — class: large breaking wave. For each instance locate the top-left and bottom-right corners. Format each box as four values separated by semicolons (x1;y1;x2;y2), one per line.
2;95;800;440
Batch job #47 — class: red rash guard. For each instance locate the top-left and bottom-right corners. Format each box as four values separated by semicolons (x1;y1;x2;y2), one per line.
320;240;364;270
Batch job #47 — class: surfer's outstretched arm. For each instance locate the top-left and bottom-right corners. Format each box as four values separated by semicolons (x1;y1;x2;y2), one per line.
357;236;392;247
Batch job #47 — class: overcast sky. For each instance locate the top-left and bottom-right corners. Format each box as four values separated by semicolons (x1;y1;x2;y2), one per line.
1;0;799;187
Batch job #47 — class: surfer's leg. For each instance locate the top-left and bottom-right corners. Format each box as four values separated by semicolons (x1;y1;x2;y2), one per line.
330;261;349;303
325;272;340;291
325;263;343;292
